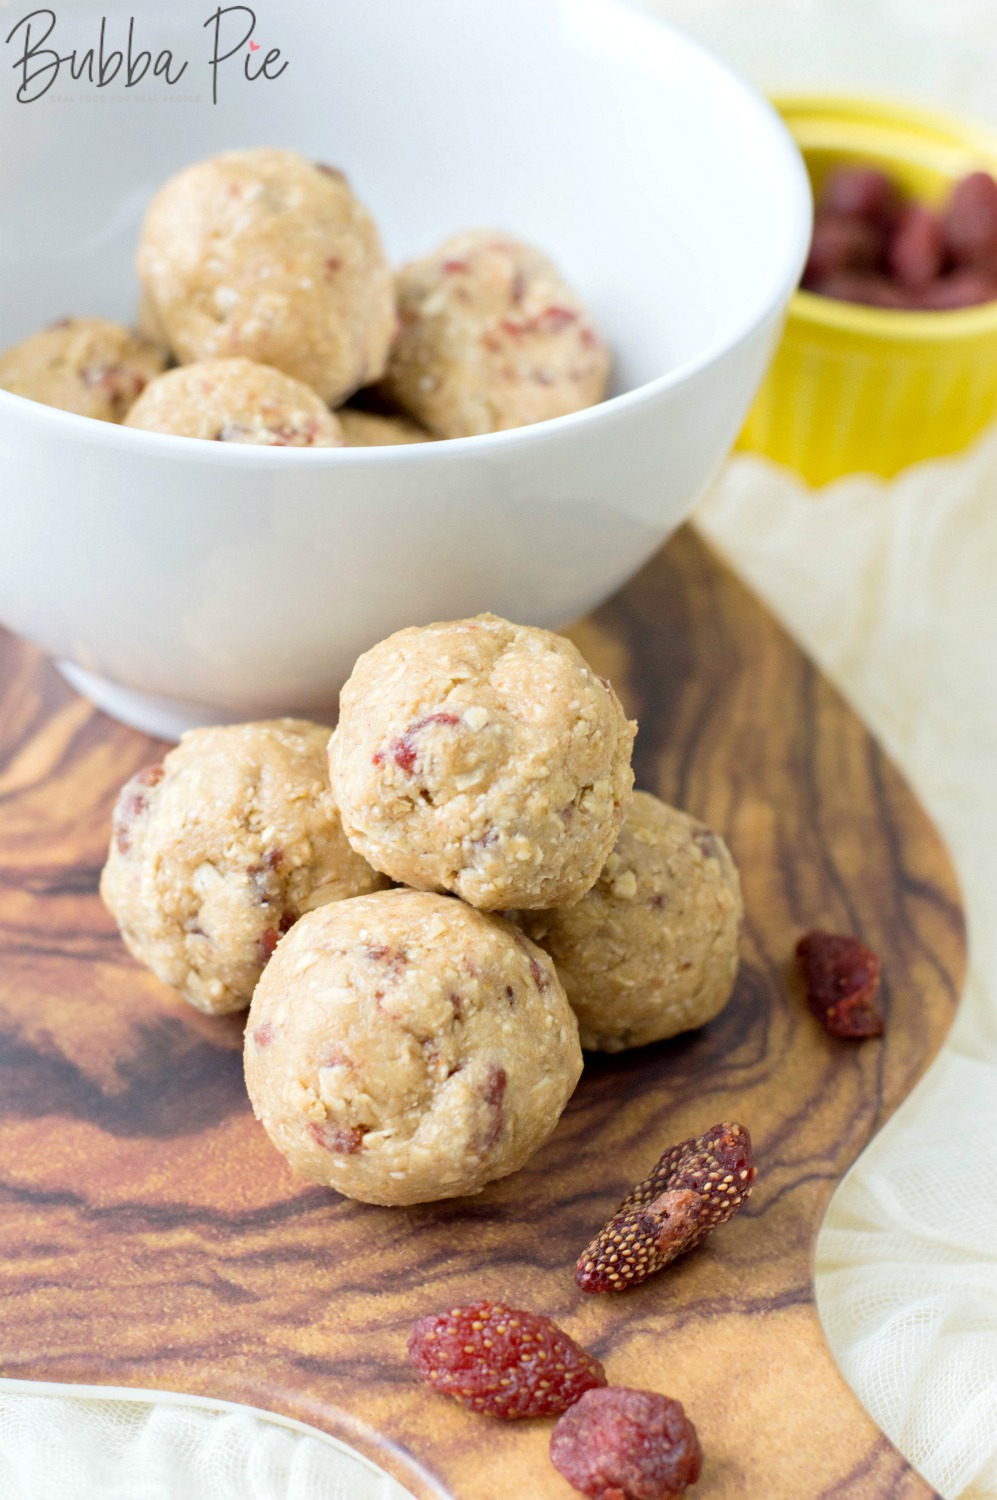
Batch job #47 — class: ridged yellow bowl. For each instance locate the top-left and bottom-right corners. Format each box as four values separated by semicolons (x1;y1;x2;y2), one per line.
739;95;997;485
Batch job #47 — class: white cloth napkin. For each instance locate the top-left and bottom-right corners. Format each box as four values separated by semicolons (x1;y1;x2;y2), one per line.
0;1383;408;1500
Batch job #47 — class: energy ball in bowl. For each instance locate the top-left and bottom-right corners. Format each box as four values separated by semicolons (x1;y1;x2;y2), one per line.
337;407;431;447
124;359;345;447
329;614;636;910
100;720;386;1016
0;317;166;423
244;889;582;1205
516;792;742;1052
137;149;395;405
382;230;610;437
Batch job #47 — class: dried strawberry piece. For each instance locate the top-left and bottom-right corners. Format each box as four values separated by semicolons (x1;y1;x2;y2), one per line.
551;1387;701;1500
917;269;997;310
478;1065;507;1152
113;764;165;854
500;305;581;339
888;203;947;291
407;1301;605;1419
550;1387;702;1500
576;1123;755;1294
945;171;997;271
257;909;298;965
797;930;884;1038
308;1120;365;1155
372;711;461;772
819;165;900;227
803;214;883;283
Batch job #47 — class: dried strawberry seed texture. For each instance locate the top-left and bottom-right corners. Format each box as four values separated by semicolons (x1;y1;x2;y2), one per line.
576;1122;756;1294
407;1300;605;1420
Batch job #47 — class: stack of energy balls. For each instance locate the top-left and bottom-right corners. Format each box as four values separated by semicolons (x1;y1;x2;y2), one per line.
101;615;743;1206
0;148;610;444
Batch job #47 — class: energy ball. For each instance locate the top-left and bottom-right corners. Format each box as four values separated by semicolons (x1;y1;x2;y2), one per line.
124;359;345;446
0;317;166;422
337;407;431;447
100;720;385;1016
517;792;742;1052
329;614;636;910
382;230;610;437
244;889;582;1205
137;149;396;405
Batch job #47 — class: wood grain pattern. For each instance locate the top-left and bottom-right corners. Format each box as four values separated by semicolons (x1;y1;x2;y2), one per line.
0;527;964;1499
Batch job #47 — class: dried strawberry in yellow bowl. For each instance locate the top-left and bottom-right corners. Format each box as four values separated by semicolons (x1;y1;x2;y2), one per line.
740;95;997;484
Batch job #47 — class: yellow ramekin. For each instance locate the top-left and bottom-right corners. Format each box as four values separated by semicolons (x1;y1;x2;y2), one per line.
738;94;997;485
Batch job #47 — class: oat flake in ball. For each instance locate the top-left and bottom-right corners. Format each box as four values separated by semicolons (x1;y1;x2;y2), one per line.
137;149;395;405
328;614;636;910
100;720;386;1016
244;889;583;1205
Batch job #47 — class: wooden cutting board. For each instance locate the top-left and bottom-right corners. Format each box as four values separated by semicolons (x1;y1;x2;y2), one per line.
0;526;964;1500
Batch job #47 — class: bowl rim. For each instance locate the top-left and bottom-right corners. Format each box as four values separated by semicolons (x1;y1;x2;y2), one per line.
775;90;997;156
779;89;997;340
0;2;813;464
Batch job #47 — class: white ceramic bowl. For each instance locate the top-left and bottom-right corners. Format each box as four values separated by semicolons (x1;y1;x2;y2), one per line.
0;0;810;739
